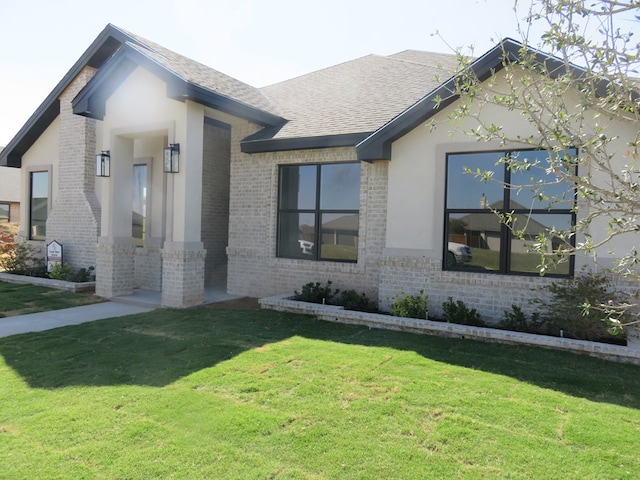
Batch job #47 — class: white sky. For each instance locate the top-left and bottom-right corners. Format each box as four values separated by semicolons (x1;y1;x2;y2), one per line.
1;0;630;147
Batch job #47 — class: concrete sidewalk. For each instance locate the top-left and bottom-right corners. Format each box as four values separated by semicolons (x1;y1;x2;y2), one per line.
0;302;154;338
0;286;242;339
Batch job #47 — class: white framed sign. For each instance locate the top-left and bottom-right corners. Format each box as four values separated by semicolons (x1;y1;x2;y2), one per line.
46;240;63;272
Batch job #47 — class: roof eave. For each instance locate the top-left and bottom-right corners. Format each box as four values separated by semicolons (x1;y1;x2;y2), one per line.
73;43;286;128
355;38;584;162
175;83;285;127
241;132;371;154
0;24;142;168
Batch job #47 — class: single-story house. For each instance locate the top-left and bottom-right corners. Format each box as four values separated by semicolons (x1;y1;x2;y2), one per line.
1;24;635;320
0;149;21;224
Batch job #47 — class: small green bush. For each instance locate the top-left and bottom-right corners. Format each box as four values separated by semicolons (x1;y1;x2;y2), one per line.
442;297;484;326
500;305;546;334
532;272;626;341
337;290;378;313
48;263;73;280
390;290;429;319
295;281;335;304
69;266;95;283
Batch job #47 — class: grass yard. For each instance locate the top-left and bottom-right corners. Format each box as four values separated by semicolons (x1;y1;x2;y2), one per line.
0;281;103;318
0;306;639;479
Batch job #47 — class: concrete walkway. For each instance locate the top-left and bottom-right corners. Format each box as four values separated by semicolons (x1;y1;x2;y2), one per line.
0;302;153;338
0;286;241;339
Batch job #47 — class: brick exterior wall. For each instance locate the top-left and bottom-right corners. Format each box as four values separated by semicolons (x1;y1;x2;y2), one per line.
9;203;19;223
377;256;558;324
46;67;101;271
227;123;385;300
134;242;163;290
96;238;135;297
161;241;206;307
201;122;231;287
225;124;567;324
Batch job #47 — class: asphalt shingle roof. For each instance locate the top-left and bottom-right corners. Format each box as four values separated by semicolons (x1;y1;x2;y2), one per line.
260;51;459;139
120;27;283;118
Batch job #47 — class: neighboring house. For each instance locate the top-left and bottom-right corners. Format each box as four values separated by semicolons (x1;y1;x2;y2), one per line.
0;148;21;224
0;24;635;320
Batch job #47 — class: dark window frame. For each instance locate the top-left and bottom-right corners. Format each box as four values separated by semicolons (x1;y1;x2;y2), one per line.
277;162;360;263
29;170;49;241
444;148;577;277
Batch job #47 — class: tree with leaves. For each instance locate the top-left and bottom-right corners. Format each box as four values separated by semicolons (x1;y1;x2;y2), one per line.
445;0;640;333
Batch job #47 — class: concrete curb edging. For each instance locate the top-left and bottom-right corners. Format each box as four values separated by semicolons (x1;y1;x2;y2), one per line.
260;293;640;366
0;272;96;293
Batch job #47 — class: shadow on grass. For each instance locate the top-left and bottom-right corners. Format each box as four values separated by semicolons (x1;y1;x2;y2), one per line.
0;307;638;409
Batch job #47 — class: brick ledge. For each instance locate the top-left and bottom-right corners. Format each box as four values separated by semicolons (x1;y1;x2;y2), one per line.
0;272;95;293
260;293;640;366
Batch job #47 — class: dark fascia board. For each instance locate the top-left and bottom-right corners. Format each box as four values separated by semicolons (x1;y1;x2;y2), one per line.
355;38;586;162
0;24;142;168
204;116;232;130
73;43;285;128
169;82;285;128
241;132;371;154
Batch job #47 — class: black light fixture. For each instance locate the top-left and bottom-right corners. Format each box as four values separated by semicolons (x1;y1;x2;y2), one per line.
163;143;180;173
95;151;110;177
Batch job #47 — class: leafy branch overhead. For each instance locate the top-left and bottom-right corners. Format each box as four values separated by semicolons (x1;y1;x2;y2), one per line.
443;0;640;330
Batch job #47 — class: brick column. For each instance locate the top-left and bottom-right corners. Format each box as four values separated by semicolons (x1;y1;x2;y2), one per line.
96;237;136;297
47;67;101;270
161;241;206;307
96;136;136;298
160;101;206;307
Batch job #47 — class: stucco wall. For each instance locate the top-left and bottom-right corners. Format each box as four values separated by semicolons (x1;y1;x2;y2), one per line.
19;116;60;244
379;70;639;322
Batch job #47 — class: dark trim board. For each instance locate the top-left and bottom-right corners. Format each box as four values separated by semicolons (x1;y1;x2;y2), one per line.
355;38;588;162
204;117;232;130
241;133;371;154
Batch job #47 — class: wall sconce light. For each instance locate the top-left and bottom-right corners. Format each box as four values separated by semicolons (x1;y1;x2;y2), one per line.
95;151;110;177
163;143;180;173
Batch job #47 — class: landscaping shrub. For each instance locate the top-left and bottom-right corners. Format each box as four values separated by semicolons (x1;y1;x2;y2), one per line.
48;263;73;281
442;297;485;326
69;266;95;283
500;305;546;334
0;241;45;276
337;289;378;313
531;272;627;342
390;290;429;319
295;281;335;304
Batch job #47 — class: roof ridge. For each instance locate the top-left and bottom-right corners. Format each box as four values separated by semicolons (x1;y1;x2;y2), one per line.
260;53;382;90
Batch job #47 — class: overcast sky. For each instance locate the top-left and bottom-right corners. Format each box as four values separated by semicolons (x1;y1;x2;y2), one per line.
1;0;633;147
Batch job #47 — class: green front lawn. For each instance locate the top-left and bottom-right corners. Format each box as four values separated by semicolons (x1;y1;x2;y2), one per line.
0;281;103;318
0;307;638;479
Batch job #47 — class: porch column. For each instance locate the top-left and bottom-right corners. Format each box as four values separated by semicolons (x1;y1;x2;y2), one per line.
161;102;206;307
96;136;136;298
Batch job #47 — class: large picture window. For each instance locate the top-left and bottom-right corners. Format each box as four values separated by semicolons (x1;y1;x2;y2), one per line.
29;171;49;241
278;162;360;262
444;149;576;276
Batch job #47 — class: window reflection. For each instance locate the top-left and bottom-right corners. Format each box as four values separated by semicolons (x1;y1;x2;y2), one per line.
444;149;576;275
278;163;360;262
